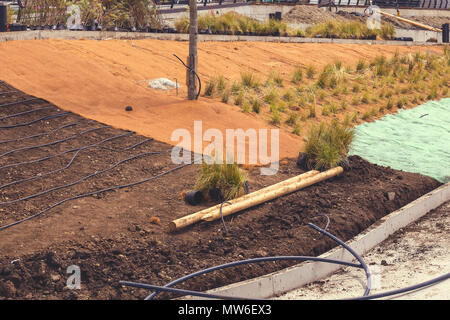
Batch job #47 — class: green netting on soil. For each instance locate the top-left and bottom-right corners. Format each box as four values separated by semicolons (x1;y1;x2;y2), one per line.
349;98;450;183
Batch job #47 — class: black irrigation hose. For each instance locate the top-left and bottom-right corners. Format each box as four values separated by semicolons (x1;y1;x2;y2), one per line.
0;151;160;206
0;131;133;171
219;201;232;233
0;138;154;191
308;223;372;296
0;125;111;158
136;223;367;300
123;281;256;300
347;273;450;300
0;106;55;121
0;122;79;145
173;54;201;100
309;214;330;239
0;90;20;95
0;97;42;108
0;112;71;129
0;162;191;232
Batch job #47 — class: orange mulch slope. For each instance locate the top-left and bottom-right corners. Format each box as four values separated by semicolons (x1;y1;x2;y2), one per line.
0;39;441;159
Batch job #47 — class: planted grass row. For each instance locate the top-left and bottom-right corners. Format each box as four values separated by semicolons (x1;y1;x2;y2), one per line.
175;13;395;40
202;47;450;131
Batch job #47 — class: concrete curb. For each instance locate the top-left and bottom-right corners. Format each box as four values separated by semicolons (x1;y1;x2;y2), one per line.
0;30;442;46
199;182;450;299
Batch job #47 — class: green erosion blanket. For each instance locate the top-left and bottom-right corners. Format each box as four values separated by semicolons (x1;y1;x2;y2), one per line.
349;98;450;183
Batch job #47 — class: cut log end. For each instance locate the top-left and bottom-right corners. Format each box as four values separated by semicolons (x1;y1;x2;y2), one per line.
168;221;177;232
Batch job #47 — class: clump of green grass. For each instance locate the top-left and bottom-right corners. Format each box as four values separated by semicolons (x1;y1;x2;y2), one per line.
305;20;378;40
241;72;259;89
343;111;358;127
292;123;301;136
270;109;281;125
304;120;354;170
372;55;390;77
264;88;278;104
242;101;251;113
195;161;247;201
362;110;371;120
386;98;393;110
356;60;366;73
267;71;283;87
222;89;230;103
251;98;261;113
306;65;316;79
204;78;217;97
361;93;369;104
427;85;438;100
282;89;296;103
231;82;241;95
397;96;408;108
308;104;316;118
378;23;395;40
234;91;245;106
216;75;227;94
286;112;298;126
291;67;303;84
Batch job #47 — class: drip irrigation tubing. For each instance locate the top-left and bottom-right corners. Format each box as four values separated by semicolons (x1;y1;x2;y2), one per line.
173;54;201;100
123;222;446;301
0;97;43;108
346;273;450;300
0;125;111;158
0;138;154;191
0;122;79;145
120;223;369;300
0;151;160;206
308;222;372;296
0;90;19;95
0;112;71;129
0;162;191;232
0;106;55;121
0;131;133;171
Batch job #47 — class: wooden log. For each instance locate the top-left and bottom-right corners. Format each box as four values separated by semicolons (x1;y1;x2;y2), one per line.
168;170;320;232
202;167;344;222
379;11;442;32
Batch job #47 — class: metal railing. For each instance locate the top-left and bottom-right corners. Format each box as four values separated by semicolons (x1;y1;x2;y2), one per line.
313;0;450;8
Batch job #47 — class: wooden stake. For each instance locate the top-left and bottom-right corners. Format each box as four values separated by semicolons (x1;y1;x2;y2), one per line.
168;170;323;231
202;167;343;222
379;11;442;32
187;0;198;100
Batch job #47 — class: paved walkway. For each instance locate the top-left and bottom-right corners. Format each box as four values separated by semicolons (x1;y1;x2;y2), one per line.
278;201;450;300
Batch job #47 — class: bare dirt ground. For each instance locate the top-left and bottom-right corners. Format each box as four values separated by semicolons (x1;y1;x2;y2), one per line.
0;39;442;160
278;200;450;300
0;83;440;300
285;5;449;29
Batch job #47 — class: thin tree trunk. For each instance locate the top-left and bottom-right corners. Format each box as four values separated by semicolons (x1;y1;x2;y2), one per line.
187;0;198;100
